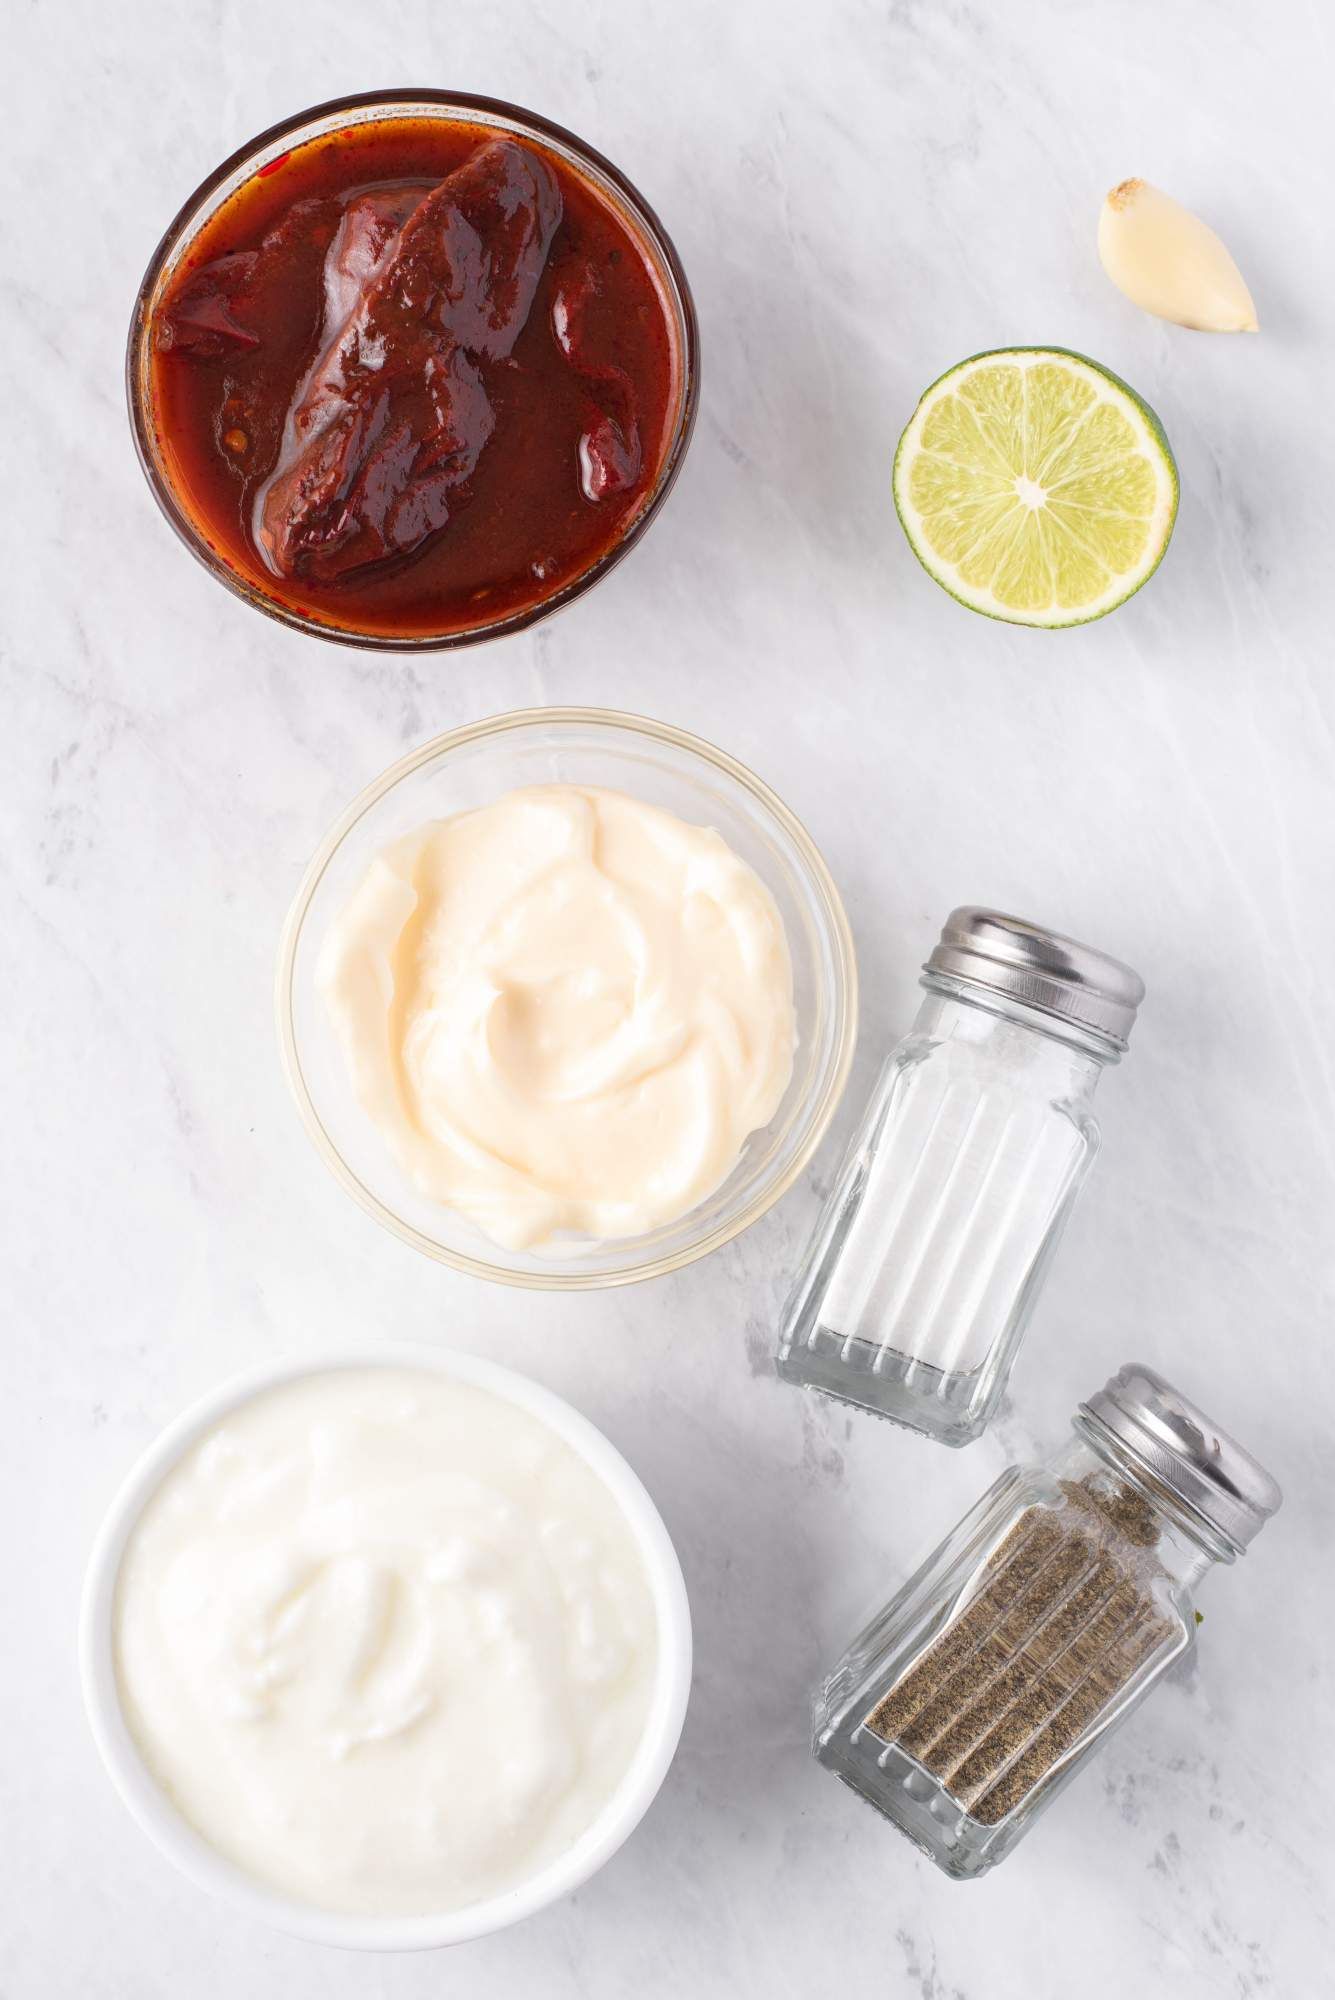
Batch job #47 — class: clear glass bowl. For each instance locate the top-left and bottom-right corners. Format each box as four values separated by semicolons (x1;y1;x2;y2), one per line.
126;90;699;650
277;708;858;1288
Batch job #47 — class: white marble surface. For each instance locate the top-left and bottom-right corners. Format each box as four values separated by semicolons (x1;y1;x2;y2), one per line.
6;0;1334;1992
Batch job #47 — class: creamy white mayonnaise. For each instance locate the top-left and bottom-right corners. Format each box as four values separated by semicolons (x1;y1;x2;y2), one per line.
318;785;796;1249
114;1369;658;1917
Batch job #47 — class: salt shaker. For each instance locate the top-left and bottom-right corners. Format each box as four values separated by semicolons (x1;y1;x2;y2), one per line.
811;1363;1280;1879
777;909;1144;1446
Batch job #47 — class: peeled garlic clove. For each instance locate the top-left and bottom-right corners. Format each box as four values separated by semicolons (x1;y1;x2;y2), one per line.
1098;178;1258;332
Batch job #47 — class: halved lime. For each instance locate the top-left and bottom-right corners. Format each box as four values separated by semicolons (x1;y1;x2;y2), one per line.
892;348;1178;627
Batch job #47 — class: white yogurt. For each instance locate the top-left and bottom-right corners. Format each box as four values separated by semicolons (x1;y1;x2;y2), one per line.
317;784;796;1250
113;1368;659;1917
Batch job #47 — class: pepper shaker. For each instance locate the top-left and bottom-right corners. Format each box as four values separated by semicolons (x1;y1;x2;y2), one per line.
811;1363;1280;1878
777;909;1144;1446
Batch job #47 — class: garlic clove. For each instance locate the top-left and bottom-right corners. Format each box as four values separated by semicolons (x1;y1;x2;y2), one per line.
1098;178;1259;332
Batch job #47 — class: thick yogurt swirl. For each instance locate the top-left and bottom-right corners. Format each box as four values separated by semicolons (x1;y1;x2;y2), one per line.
114;1369;658;1917
318;785;796;1249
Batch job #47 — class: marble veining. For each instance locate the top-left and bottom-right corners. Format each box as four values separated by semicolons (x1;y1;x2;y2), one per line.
4;0;1333;1994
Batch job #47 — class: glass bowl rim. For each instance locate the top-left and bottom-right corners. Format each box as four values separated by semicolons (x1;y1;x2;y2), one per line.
275;705;859;1289
126;87;701;652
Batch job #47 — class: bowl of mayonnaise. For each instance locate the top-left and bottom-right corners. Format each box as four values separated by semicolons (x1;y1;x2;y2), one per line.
80;1345;692;1948
276;706;859;1288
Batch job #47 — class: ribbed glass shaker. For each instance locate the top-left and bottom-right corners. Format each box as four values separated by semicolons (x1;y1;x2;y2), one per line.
777;908;1145;1445
812;1363;1280;1880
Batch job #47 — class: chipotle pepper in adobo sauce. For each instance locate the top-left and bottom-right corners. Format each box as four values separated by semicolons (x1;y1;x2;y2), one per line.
145;118;685;641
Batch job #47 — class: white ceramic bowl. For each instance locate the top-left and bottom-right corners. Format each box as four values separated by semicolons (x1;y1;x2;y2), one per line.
79;1345;693;1951
277;707;858;1289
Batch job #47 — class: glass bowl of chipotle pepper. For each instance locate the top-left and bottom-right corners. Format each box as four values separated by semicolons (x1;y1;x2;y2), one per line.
127;91;699;649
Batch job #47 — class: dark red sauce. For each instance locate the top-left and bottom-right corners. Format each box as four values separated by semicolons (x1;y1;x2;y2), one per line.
146;118;684;641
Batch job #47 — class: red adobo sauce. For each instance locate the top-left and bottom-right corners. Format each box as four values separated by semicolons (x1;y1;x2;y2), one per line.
147;118;683;640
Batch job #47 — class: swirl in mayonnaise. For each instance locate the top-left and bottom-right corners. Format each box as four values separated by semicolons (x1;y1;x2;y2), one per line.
318;785;796;1249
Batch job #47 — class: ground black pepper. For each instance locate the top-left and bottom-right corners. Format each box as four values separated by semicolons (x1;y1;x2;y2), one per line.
864;1477;1174;1826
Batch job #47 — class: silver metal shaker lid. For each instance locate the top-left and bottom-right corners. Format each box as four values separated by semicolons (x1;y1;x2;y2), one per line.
1079;1362;1281;1557
924;907;1144;1053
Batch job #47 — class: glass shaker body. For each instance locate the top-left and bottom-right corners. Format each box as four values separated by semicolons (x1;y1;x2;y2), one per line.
812;1429;1218;1879
777;974;1112;1446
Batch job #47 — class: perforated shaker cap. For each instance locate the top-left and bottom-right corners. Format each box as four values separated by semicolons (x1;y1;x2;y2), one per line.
924;907;1145;1054
1078;1362;1281;1558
